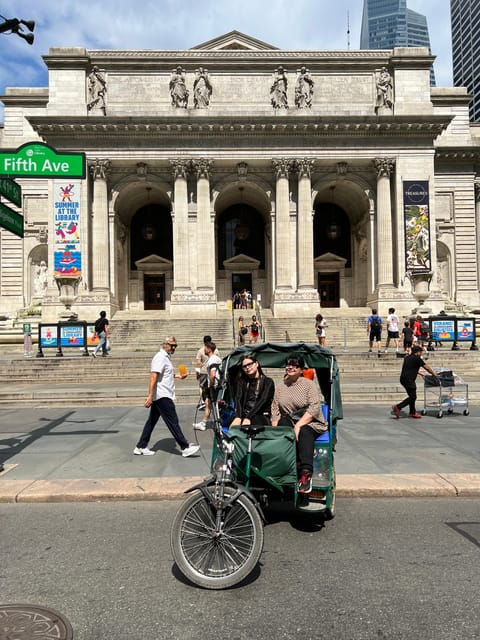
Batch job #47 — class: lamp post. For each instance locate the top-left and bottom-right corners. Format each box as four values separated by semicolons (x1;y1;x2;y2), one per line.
0;15;35;45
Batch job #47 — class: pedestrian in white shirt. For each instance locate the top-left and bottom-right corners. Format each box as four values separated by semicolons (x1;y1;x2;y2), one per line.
134;336;200;457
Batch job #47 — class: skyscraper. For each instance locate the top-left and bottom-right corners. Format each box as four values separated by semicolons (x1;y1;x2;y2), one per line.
361;0;436;85
451;0;480;122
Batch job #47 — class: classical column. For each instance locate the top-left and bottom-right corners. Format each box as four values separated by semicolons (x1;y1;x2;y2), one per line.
170;159;191;292
272;158;293;290
373;158;395;288
296;159;315;289
475;181;480;289
90;159;111;290
192;158;215;292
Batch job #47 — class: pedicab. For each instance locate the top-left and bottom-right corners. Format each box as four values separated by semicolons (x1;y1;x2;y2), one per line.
171;341;343;589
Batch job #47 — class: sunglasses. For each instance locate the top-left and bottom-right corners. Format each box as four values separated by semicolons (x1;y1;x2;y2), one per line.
242;361;256;369
168;343;178;348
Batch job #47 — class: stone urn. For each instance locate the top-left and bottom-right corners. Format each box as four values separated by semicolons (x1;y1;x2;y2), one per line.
407;271;433;314
55;276;80;319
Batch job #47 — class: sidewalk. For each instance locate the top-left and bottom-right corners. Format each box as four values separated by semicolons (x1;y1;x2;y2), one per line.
1;403;479;501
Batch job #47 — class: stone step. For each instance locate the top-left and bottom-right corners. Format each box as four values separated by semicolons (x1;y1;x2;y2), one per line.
0;354;477;406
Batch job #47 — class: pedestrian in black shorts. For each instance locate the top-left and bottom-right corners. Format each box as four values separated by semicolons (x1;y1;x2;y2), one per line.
402;321;414;354
367;308;382;357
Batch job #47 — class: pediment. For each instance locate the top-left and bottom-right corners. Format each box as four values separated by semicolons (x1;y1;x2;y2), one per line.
191;30;278;51
223;254;261;270
135;254;173;273
314;252;347;268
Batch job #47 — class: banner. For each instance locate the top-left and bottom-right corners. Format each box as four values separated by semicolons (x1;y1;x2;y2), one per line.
54;181;82;277
403;180;430;272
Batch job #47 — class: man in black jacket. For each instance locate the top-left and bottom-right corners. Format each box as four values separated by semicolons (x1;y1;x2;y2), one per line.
391;345;437;419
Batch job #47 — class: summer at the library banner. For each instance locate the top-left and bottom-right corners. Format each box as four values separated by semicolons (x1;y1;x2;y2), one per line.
54;181;82;277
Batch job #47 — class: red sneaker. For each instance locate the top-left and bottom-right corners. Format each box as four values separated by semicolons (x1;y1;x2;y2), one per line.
297;471;313;494
391;404;401;419
408;412;422;419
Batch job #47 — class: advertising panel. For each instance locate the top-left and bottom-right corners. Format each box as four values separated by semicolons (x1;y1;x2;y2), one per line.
456;319;475;342
59;324;85;348
87;324;100;346
430;319;455;342
39;325;58;348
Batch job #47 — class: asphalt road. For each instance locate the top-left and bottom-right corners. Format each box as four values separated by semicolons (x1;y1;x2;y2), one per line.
1;498;479;640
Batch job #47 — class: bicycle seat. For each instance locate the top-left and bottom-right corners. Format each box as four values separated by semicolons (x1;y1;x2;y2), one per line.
240;425;266;437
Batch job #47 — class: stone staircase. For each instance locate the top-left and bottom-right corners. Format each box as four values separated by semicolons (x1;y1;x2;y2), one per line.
0;338;478;407
0;309;478;407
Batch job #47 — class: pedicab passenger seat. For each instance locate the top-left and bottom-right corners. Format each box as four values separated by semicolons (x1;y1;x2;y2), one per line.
228;426;297;485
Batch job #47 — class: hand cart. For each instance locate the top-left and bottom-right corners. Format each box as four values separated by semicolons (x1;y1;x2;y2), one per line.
422;368;469;418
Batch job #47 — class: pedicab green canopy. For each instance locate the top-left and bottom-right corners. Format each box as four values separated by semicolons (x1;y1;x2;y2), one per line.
220;341;343;421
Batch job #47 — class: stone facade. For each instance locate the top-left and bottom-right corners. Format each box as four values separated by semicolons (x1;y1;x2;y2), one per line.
1;31;479;320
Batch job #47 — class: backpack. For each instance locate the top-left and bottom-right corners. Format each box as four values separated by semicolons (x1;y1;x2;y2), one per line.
371;316;381;330
421;321;429;335
94;318;103;334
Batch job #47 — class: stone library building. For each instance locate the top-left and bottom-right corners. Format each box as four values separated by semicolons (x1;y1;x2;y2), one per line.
1;31;479;321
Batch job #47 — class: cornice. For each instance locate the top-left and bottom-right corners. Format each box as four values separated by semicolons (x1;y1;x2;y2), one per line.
435;147;480;161
43;49;398;72
28;115;452;141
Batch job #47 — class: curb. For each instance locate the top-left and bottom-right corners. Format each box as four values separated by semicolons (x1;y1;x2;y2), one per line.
1;473;480;503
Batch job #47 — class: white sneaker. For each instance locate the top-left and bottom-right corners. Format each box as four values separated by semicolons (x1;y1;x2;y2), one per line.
193;421;207;431
133;447;155;456
182;443;200;457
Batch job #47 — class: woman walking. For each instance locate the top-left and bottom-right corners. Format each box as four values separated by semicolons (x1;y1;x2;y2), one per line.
315;313;328;347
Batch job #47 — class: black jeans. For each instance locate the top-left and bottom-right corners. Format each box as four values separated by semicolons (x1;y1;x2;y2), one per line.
278;417;318;474
136;397;189;450
397;380;417;414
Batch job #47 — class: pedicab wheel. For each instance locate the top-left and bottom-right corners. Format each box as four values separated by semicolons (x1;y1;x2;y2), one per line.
324;463;336;521
421;409;427;416
171;488;264;590
464;409;469;416
437;410;443;419
447;408;453;414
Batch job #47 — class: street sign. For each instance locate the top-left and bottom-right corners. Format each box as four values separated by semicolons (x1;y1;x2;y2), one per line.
0;177;21;207
0;202;24;237
0;142;86;179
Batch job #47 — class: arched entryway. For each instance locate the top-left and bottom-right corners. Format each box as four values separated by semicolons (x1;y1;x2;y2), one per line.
314;202;351;307
313;179;371;308
130;204;173;310
214;179;272;308
217;203;266;302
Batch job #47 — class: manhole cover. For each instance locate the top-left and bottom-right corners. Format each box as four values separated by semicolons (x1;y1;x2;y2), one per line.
0;605;73;640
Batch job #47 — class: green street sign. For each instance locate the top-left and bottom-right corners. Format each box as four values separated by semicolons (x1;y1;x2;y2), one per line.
0;202;24;238
0;142;86;179
0;177;22;207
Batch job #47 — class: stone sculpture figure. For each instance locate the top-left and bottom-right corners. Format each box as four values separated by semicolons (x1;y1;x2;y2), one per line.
193;68;212;108
375;67;394;113
33;260;48;297
295;67;314;108
87;66;107;114
270;66;288;109
169;66;189;108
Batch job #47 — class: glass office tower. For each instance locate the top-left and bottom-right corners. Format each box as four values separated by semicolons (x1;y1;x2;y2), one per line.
361;0;436;85
451;0;480;122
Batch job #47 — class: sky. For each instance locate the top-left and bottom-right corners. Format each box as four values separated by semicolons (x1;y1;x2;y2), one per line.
0;0;454;116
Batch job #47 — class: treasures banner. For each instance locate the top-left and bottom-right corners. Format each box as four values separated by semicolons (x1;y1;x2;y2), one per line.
403;180;430;272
